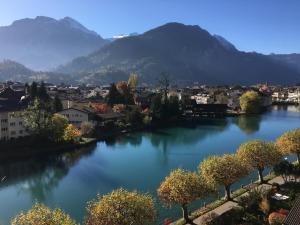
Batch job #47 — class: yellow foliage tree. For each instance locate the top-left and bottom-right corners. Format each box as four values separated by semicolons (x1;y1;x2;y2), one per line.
237;140;282;184
157;169;216;224
199;154;249;200
63;124;81;142
239;91;261;114
51;114;69;143
128;73;138;91
276;128;300;163
11;203;78;225
85;188;157;225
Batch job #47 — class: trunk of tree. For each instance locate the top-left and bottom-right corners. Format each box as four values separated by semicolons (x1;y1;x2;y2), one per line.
297;152;300;165
181;204;192;224
225;185;232;201
258;168;265;184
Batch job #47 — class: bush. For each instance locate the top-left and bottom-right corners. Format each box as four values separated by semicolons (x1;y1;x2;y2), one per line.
268;212;286;225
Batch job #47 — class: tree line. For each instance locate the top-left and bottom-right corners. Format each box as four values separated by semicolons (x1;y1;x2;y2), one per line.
9;128;300;225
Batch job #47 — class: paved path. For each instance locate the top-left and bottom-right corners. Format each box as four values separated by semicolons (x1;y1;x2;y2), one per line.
171;176;285;225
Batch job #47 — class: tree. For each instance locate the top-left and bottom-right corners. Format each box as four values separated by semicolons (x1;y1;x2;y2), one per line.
158;169;215;224
158;72;171;105
126;107;143;127
151;94;162;120
199;154;249;201
51;114;69;143
37;81;50;101
239;91;261;114
216;93;228;104
276;128;300;163
85;188;157;225
29;82;38;99
168;95;180;117
53;95;63;112
236;140;282;184
128;73;138;92
273;160;294;183
11;203;78;225
63;124;81;142
23;98;53;139
80;121;94;138
106;83;122;105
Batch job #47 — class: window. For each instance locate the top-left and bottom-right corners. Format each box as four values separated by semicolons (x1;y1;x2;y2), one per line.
10;122;15;126
11;131;16;135
19;121;23;126
1;128;8;131
19;130;23;134
1;119;7;123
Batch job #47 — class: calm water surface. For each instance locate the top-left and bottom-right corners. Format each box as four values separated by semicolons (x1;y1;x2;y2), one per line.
0;105;299;224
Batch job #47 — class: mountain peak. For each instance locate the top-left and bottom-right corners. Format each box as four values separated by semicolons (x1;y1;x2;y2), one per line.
59;16;98;36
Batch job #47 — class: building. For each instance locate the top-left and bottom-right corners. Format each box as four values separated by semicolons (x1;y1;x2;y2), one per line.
57;107;95;128
191;93;214;104
0;87;29;140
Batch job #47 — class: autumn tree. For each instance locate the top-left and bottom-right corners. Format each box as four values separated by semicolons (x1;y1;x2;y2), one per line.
128;73;138;92
63;124;81;142
236;140;282;184
85;188;157;225
276;128;300;163
199;154;249;201
51;114;69;143
239;91;261;114
158;169;215;224
11;203;78;225
80;121;94;138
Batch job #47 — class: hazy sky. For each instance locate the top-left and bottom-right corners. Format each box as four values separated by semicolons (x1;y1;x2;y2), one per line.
0;0;300;54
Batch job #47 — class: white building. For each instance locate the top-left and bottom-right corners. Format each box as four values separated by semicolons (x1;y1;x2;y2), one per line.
191;93;214;104
57;108;93;128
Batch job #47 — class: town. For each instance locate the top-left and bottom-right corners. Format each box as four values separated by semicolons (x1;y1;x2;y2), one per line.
1;78;300;142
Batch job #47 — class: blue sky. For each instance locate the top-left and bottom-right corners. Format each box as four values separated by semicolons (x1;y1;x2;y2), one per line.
0;0;300;54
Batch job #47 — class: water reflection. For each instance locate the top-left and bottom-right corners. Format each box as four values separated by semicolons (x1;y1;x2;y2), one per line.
0;145;95;202
235;115;262;135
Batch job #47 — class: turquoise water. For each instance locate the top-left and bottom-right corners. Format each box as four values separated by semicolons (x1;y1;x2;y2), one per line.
0;105;299;224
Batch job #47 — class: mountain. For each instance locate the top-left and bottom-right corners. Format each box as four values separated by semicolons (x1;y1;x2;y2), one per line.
57;22;300;85
269;54;300;72
0;60;70;83
214;35;237;51
0;16;108;70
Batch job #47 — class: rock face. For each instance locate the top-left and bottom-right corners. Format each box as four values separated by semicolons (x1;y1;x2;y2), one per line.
58;22;300;85
0;16;108;70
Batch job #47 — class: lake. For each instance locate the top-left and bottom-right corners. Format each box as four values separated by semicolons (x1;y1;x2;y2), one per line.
0;105;299;224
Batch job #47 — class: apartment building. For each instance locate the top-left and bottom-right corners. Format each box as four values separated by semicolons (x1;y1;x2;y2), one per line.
0;87;29;140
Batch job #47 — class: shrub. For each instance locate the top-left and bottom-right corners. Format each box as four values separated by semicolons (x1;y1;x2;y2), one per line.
268;212;286;225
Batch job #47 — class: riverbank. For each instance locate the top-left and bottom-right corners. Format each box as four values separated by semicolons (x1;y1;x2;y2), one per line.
0;138;97;161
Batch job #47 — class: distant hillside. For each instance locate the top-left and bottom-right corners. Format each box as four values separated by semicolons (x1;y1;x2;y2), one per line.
270;54;300;72
0;16;108;70
0;60;70;83
57;23;300;85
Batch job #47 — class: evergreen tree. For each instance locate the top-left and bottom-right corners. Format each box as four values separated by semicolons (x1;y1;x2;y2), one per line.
29;82;38;99
37;81;50;101
53;95;63;112
106;83;122;105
